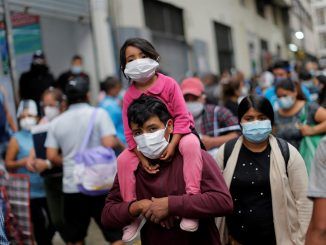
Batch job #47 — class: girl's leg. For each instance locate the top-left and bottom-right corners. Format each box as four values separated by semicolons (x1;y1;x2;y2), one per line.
117;149;140;202
178;133;203;195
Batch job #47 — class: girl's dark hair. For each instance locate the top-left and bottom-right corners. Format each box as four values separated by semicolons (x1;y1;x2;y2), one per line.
238;95;274;126
127;94;171;128
102;76;121;93
120;38;160;75
275;78;306;101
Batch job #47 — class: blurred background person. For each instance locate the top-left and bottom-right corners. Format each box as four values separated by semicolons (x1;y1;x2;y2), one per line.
299;71;319;102
0;85;17;158
221;77;241;116
216;95;312;245
5;100;55;245
265;60;311;110
316;75;326;107
274;78;326;149
255;71;274;97
19;51;55;109
45;76;122;244
201;72;220;105
29;87;67;242
306;137;326;245
181;77;240;155
98;76;126;149
56;55;89;92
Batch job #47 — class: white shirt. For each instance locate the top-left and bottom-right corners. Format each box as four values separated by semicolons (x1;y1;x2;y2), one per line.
45;103;116;193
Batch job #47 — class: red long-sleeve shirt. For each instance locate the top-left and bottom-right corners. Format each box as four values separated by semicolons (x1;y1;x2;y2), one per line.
101;150;233;245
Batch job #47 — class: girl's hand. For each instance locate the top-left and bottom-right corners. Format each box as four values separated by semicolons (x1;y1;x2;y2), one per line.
25;157;36;172
34;159;50;173
160;143;176;161
140;158;159;174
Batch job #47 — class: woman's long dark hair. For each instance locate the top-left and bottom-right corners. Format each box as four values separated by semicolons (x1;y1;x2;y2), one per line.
238;95;274;126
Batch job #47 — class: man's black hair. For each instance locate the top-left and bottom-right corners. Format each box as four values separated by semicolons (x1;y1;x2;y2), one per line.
72;55;82;61
238;95;275;126
65;76;89;105
102;76;121;93
127;94;172;128
273;60;290;73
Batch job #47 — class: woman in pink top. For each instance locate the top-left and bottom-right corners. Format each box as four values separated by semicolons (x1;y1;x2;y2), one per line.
117;38;203;242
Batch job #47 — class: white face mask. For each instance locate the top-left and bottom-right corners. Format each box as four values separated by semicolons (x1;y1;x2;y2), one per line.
134;126;169;159
187;102;204;118
124;58;159;83
44;106;60;121
20;117;37;131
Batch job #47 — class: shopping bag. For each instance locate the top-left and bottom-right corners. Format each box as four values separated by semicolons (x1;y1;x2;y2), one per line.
0;165;34;245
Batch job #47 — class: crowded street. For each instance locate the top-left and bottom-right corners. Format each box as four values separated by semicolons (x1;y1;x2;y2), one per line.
0;0;326;245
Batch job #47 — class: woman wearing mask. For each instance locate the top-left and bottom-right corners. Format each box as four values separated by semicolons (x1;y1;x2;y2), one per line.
274;78;326;149
5;100;55;245
216;95;312;245
29;88;68;242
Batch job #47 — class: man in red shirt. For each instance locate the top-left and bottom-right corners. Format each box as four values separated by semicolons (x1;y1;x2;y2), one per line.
101;94;233;245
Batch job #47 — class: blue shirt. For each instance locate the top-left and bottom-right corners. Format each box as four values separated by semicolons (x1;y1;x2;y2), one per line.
265;85;311;110
99;96;126;144
13;130;45;199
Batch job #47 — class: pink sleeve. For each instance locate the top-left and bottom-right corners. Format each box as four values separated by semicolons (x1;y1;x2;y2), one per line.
168;79;192;134
122;92;137;150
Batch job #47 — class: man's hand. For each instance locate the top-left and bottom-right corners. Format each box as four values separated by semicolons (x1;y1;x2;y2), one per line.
129;199;152;217
160;143;176;161
160;216;177;229
144;197;169;224
140;158;159;174
201;135;216;150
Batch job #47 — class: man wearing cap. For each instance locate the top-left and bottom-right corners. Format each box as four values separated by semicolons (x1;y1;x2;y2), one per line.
45;76;123;244
180;77;240;153
19;51;55;106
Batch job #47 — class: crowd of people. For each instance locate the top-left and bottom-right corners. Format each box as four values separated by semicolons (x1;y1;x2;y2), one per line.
0;37;325;245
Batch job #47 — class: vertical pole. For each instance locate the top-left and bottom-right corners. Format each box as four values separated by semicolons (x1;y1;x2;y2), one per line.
3;0;18;105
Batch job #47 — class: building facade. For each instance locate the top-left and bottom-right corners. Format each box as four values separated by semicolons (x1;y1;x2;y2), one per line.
312;0;326;65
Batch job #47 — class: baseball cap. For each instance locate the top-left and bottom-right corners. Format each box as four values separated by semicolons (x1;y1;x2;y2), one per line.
180;77;205;97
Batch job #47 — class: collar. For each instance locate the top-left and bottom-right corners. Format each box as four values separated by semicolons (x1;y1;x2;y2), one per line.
128;73;165;100
68;103;90;110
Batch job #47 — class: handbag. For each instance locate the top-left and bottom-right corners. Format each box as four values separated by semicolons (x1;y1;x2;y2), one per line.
0;165;33;245
299;103;323;175
74;109;117;196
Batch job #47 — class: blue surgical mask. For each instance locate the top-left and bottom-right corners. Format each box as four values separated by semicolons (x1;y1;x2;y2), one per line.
71;66;82;74
278;96;295;110
241;120;272;143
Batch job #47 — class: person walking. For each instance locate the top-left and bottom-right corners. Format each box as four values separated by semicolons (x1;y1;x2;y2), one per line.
216;95;312;245
45;76;122;245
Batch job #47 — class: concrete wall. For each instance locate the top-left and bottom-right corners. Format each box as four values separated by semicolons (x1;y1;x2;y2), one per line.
113;0;287;77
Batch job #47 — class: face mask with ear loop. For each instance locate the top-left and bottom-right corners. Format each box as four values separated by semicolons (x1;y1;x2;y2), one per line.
134;123;170;159
124;58;159;83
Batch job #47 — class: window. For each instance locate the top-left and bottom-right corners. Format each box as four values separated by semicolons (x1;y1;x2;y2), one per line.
240;0;246;6
319;33;326;49
273;6;279;25
214;22;234;73
316;8;326;25
143;0;184;37
255;0;265;17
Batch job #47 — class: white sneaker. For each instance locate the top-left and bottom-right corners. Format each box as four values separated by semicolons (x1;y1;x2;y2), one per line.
180;218;198;232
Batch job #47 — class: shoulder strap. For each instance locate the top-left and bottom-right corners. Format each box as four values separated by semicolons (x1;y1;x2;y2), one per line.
223;137;238;168
79;109;98;151
213;106;220;137
276;137;290;176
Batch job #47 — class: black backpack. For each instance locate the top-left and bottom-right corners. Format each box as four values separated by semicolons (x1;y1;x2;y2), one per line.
223;137;290;176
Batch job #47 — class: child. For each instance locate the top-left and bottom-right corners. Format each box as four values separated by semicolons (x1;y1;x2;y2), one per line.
118;38;203;242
